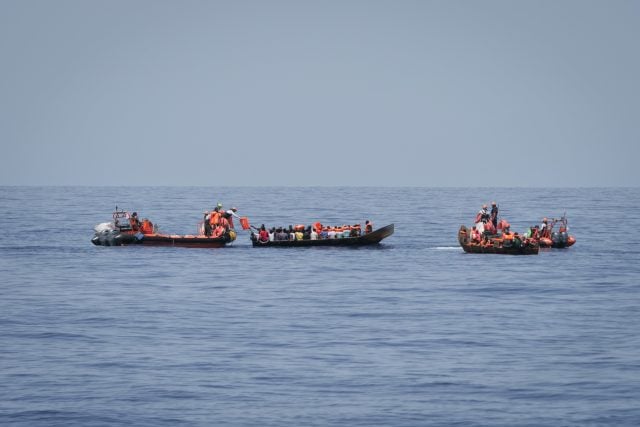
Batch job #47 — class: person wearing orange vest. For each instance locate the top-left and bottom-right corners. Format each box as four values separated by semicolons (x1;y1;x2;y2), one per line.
502;226;514;244
471;226;482;243
140;218;154;234
365;220;373;234
209;207;222;229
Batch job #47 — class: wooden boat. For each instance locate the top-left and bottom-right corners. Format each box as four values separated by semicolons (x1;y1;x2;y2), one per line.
91;208;235;248
458;225;539;255
251;224;394;247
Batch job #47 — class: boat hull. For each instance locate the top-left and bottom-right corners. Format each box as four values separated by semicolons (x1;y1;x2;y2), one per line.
252;224;394;247
539;235;576;248
458;225;539;255
91;231;229;248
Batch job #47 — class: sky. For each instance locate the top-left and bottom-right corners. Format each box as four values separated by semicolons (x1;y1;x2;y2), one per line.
1;0;638;186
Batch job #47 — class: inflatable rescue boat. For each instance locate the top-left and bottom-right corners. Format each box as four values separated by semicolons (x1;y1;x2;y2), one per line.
91;209;235;248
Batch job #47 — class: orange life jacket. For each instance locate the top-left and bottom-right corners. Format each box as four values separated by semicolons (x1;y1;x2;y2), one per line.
209;211;221;226
140;219;153;234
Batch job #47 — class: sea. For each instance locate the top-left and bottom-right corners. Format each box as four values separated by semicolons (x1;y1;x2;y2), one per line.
1;186;639;426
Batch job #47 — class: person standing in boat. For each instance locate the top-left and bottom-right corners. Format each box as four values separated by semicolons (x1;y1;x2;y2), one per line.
365;220;373;234
208;205;223;229
203;211;212;236
540;218;550;238
471;225;482;244
475;204;490;224
222;207;240;229
490;202;499;228
129;212;141;231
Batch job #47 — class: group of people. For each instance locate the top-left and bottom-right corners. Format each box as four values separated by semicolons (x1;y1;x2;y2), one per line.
203;203;240;238
254;220;374;243
470;201;565;247
126;212;154;234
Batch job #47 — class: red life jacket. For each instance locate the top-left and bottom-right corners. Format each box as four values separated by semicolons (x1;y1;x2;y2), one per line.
212;225;225;238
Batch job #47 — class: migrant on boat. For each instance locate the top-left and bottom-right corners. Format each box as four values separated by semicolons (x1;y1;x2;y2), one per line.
246;219;394;247
460;202;539;255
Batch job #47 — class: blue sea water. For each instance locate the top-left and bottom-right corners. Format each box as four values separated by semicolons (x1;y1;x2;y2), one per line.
1;186;639;426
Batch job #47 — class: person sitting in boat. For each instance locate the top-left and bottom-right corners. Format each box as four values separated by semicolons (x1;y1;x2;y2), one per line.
490;202;499;228
502;226;514;246
303;226;312;240
475;205;490;224
527;225;540;240
481;235;493;248
295;227;304;241
365;220;373;234
320;227;329;239
269;227;275;242
512;232;522;248
129;212;141;231
274;227;286;241
258;224;269;243
352;224;361;237
211;222;227;238
471;225;482;244
327;227;336;239
140;218;154;235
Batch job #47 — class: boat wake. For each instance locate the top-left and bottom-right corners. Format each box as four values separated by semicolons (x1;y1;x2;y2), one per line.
434;246;460;251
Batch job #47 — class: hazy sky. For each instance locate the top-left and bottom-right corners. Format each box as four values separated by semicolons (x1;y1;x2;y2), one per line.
1;0;638;186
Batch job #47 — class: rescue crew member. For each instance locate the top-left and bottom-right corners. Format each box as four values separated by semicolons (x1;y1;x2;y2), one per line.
222;207;240;229
540;218;550;238
476;204;490;224
140;218;154;234
209;206;222;229
203;211;212;236
129;212;141;231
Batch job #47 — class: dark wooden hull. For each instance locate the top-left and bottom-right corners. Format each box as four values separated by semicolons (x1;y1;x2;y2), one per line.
252;224;394;247
458;225;539;255
92;231;229;248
